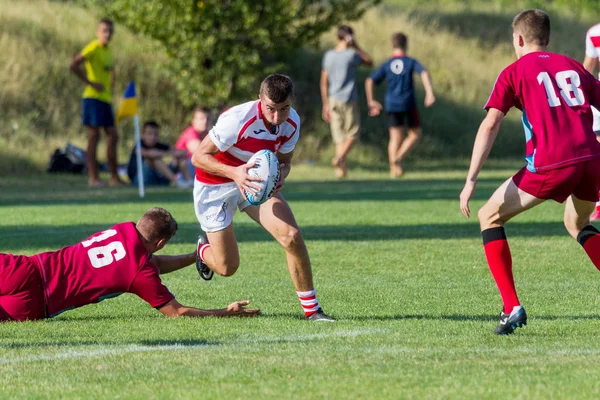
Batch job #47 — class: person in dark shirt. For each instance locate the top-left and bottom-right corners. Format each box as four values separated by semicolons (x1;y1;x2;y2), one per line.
366;32;435;178
127;121;193;188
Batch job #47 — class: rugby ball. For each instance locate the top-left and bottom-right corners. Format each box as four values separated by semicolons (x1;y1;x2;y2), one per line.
244;149;280;206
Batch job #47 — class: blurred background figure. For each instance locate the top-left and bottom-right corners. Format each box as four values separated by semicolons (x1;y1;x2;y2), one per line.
127;121;193;189
366;32;435;178
175;106;212;180
69;18;125;187
320;25;373;178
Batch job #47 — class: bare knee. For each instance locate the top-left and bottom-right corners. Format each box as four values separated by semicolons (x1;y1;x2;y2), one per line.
277;227;304;252
209;249;240;277
564;196;596;240
105;127;119;138
407;129;421;139
218;263;239;277
212;258;239;277
478;204;502;230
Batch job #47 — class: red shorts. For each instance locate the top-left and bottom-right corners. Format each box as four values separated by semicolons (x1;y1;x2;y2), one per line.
512;158;600;203
0;254;46;321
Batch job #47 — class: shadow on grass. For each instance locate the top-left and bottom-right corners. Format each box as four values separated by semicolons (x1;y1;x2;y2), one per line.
0;176;512;206
0;150;41;176
265;312;600;322
0;221;569;252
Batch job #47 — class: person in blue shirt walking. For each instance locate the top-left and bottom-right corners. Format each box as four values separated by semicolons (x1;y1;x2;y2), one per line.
366;33;436;178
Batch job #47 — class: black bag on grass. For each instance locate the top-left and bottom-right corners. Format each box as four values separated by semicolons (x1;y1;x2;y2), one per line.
47;143;86;174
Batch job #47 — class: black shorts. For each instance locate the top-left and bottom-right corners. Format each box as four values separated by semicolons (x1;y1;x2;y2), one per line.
387;109;420;129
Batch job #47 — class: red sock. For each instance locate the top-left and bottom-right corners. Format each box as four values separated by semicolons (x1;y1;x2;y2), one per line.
482;227;519;314
297;289;320;317
578;225;600;270
198;243;210;261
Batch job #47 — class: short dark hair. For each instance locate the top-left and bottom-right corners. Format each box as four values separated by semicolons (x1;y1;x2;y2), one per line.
512;9;550;46
194;106;211;116
259;74;294;103
337;25;354;41
137;207;178;242
99;18;114;29
392;33;408;50
143;121;160;131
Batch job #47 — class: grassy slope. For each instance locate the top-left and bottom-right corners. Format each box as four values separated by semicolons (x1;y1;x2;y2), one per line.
2;0;599;175
0;0;188;174
2;166;600;399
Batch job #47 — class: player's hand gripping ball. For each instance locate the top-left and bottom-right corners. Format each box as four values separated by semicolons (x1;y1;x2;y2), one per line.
244;149;280;205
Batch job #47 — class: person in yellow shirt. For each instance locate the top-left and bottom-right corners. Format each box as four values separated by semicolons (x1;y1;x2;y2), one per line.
70;18;125;187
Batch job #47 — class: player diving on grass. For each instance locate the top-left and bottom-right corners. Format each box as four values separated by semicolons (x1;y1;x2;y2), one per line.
460;9;600;335
191;74;334;322
0;207;260;321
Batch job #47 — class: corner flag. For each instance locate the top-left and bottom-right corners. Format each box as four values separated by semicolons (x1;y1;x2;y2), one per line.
116;81;138;125
116;81;144;198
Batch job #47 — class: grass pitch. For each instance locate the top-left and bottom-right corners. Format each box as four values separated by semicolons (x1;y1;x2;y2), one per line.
1;164;600;399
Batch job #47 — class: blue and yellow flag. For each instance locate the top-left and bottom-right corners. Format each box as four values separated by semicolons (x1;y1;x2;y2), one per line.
116;81;138;124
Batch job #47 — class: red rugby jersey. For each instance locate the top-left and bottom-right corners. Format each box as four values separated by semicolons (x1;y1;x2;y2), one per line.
485;51;600;172
196;100;300;184
32;222;174;317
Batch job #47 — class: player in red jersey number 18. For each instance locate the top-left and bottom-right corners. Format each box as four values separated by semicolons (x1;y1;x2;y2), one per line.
460;9;600;335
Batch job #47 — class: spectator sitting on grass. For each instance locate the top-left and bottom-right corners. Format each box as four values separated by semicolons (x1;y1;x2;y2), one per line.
127;121;193;188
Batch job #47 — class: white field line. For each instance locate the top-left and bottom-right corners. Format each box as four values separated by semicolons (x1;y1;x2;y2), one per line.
0;328;387;365
328;345;600;357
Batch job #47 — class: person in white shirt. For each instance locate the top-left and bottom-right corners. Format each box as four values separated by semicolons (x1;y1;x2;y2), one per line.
191;74;334;322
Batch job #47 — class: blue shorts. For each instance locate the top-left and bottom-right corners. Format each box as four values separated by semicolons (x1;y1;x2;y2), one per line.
130;162;176;186
82;98;115;128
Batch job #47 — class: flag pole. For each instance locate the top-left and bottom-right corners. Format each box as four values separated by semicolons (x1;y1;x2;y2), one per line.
133;114;145;198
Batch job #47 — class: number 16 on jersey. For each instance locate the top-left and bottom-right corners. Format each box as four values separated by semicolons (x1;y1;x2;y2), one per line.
81;229;126;268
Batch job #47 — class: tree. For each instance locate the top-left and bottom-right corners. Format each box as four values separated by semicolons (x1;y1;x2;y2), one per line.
93;0;381;107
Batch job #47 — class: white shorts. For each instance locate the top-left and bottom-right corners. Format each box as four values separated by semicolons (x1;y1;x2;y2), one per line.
193;180;250;232
593;106;600;134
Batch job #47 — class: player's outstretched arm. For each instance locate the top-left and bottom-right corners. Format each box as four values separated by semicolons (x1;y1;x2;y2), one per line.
151;253;196;274
459;108;505;218
420;71;436;107
158;299;261;318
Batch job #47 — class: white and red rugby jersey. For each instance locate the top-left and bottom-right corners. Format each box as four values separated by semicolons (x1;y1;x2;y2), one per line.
196;100;300;184
586;23;600;79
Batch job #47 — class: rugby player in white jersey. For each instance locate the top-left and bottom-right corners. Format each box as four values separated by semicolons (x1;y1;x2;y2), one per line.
583;23;600;220
191;74;334;321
